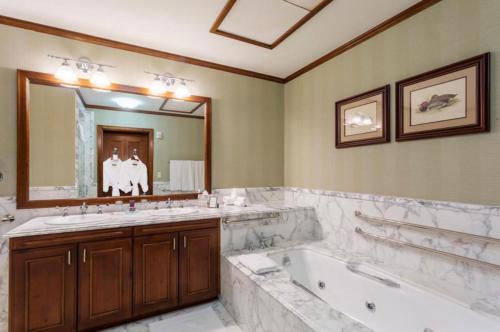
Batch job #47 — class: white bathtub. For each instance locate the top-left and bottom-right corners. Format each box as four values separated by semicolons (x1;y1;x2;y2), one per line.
268;248;500;332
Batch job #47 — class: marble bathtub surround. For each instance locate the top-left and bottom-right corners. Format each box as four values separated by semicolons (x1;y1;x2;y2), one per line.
283;187;500;319
220;243;372;332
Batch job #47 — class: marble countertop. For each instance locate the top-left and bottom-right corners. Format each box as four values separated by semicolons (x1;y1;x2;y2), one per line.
4;201;313;239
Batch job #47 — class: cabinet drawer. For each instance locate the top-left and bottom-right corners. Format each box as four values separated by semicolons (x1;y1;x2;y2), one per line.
134;218;219;236
10;227;132;251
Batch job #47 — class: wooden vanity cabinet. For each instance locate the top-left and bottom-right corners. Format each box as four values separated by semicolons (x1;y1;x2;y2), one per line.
133;232;179;316
179;228;219;305
77;238;133;331
10;245;77;332
9;219;220;332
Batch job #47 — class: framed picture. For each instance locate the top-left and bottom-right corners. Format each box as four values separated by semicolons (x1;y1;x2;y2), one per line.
396;53;489;141
335;85;390;148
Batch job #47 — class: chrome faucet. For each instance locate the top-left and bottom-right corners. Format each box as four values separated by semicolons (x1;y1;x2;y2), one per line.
166;198;173;208
80;202;88;215
257;232;285;249
96;205;103;214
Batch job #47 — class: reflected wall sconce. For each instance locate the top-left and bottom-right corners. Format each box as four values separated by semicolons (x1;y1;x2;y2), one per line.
145;71;193;98
48;55;115;88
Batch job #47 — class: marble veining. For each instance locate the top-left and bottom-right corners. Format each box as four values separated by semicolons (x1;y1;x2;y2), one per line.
2;186;500;331
102;300;241;332
220;244;372;332
283;187;500;319
0;194;316;332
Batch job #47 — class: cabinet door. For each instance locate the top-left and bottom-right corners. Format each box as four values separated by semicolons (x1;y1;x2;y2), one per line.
10;245;76;332
133;233;178;316
78;238;132;330
179;228;219;305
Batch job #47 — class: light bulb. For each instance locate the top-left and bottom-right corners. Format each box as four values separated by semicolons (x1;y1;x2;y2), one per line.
149;76;167;95
90;66;110;88
174;81;191;98
54;60;77;83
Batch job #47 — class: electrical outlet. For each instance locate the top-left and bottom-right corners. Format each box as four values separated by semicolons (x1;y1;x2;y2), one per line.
156;171;162;179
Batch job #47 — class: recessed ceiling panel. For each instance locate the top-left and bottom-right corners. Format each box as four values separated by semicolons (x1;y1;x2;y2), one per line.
212;0;330;49
77;88;204;118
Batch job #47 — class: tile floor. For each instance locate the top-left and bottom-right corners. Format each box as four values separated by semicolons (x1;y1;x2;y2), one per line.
101;301;241;332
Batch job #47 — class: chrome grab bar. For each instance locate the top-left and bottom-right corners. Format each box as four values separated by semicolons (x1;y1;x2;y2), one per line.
346;261;400;288
354;211;500;245
355;227;500;271
221;212;281;224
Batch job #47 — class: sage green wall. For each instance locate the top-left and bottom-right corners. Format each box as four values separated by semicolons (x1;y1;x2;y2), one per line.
29;84;76;186
0;24;284;196
284;0;500;205
93;109;204;182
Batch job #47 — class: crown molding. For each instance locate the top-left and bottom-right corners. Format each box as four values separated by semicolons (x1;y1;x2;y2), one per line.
0;15;285;83
284;0;442;82
0;0;441;85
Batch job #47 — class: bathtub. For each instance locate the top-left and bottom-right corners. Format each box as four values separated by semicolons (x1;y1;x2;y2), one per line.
267;247;500;332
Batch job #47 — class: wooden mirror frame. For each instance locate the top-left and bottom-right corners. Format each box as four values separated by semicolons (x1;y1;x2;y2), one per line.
17;69;212;209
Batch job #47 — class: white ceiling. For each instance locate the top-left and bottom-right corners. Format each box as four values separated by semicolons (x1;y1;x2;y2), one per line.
0;0;421;78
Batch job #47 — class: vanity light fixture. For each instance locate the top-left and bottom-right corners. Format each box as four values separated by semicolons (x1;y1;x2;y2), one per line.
174;79;191;98
54;59;77;83
90;65;111;88
48;54;115;88
145;71;193;97
149;74;169;95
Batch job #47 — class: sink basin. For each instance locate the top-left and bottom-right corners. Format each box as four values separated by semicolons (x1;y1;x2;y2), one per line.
45;214;109;225
149;207;198;217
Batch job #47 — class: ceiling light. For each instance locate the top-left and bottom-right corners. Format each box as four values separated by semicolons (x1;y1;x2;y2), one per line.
54;60;77;83
90;66;110;88
174;80;191;98
113;97;142;109
149;75;168;95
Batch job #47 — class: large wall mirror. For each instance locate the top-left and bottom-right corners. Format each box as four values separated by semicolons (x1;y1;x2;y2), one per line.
17;70;211;209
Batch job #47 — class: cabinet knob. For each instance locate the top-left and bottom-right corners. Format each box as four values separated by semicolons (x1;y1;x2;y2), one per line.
183;236;187;248
83;248;87;263
67;250;71;266
173;237;176;251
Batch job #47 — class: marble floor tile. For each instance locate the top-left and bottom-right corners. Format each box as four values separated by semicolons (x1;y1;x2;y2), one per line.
101;300;241;332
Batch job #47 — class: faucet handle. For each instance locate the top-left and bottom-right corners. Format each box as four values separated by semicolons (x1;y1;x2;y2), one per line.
97;205;103;214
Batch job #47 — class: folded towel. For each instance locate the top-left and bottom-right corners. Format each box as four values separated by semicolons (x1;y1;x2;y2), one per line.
234;196;247;207
238;254;279;275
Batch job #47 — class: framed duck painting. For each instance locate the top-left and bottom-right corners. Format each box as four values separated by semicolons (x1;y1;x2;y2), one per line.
396;53;490;141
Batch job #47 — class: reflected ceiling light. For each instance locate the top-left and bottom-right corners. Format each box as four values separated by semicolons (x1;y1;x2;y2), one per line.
90;65;111;88
54;59;77;83
113;97;142;109
145;71;194;98
174;80;191;99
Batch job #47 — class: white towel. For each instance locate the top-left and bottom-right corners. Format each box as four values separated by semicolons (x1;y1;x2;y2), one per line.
170;160;204;192
238;254;279;275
